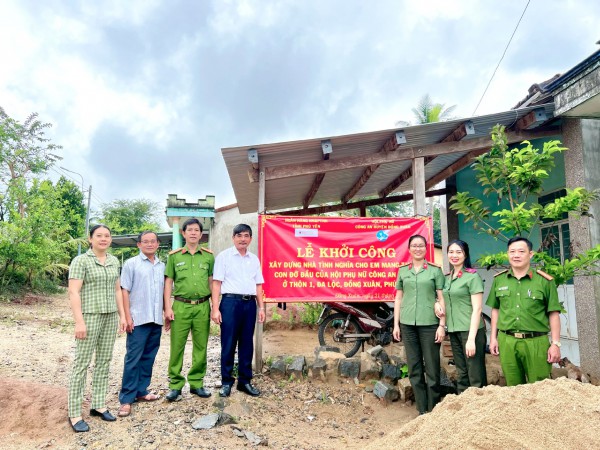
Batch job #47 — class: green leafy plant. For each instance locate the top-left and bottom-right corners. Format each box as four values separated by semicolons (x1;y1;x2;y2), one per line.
270;306;282;321
300;302;323;325
450;125;600;286
400;364;409;378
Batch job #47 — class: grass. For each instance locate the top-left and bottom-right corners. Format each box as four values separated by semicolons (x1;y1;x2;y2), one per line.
210;323;221;336
271;306;282;321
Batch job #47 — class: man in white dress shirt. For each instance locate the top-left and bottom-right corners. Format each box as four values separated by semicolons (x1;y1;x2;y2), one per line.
211;224;265;397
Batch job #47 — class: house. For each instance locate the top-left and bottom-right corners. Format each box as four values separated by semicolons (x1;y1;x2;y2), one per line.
221;48;600;376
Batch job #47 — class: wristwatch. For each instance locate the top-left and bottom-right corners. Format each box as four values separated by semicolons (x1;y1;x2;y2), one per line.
551;340;561;348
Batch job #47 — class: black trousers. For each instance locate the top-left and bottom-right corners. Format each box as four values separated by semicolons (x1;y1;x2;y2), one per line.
219;296;257;386
449;327;487;393
401;323;441;413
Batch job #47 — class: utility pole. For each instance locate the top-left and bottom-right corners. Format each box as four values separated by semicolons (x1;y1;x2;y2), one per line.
85;185;92;242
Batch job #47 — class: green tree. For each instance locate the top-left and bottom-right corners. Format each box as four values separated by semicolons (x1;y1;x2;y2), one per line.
410;94;457;124
55;176;85;240
450;125;600;286
94;199;164;261
0;107;62;218
0;179;73;292
96;199;162;235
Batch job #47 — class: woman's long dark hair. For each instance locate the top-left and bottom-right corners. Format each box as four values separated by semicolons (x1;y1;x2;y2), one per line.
447;239;472;269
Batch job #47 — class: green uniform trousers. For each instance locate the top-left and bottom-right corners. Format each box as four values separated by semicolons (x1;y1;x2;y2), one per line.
449;328;487;393
168;300;211;390
401;323;441;413
498;331;551;386
68;312;119;417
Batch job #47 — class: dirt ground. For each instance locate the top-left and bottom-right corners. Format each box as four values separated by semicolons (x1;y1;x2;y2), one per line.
0;293;416;449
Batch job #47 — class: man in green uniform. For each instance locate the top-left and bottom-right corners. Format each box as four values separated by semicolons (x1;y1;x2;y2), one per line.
486;236;562;386
164;218;215;401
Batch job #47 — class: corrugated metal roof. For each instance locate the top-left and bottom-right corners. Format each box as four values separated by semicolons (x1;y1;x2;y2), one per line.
222;104;557;213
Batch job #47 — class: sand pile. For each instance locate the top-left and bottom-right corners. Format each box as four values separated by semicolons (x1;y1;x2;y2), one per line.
366;377;600;449
0;378;69;445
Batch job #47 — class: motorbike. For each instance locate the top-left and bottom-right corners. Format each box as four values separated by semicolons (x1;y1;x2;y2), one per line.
316;301;396;357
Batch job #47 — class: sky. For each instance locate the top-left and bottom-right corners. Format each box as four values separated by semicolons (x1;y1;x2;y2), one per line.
1;0;599;225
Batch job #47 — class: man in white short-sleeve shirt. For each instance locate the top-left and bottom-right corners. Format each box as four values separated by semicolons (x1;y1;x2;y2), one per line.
211;224;265;397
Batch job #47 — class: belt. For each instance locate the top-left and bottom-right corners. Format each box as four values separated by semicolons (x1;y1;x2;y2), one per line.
174;295;210;305
222;293;257;301
501;330;548;339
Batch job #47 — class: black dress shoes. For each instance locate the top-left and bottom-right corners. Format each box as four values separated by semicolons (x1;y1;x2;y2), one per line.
90;409;116;421
190;387;212;398
219;384;232;397
165;389;182;402
68;418;90;432
237;383;260;397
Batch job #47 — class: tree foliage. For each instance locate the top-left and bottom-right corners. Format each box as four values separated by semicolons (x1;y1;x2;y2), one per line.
96;199;162;235
450;125;600;285
0;107;62;218
94;199;164;261
410;94;457;124
0;108;81;298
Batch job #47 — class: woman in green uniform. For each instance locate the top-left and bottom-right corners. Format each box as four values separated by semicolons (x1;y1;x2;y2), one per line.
443;240;487;392
392;234;445;414
67;224;126;432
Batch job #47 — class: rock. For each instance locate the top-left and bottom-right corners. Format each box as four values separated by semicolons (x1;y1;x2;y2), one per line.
315;345;341;357
381;363;402;383
308;359;327;381
390;355;406;366
366;345;383;357
391;345;407;362
398;377;414;402
269;357;287;378
318;351;346;373
373;381;399;402
376;349;390;364
338;357;360;379
212;398;226;411
359;351;381;381
440;366;457;395
364;384;374;393
442;358;457;383
231;425;268;446
191;412;236;430
288;356;306;380
192;413;219;430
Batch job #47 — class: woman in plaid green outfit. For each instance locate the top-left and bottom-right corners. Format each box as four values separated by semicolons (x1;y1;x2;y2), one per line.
67;224;126;432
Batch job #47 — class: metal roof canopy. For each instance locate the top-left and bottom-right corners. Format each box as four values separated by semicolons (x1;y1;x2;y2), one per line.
110;231;208;249
222;104;559;215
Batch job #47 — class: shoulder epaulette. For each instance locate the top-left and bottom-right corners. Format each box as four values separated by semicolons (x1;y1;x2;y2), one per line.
168;247;184;255
398;262;410;268
428;262;441;268
200;247;213;254
494;269;509;277
536;269;554;281
465;268;477;274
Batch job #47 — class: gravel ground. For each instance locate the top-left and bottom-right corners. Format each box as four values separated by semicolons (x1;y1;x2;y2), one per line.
0;293;416;449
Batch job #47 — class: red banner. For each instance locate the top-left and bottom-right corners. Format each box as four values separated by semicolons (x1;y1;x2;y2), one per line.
259;215;433;302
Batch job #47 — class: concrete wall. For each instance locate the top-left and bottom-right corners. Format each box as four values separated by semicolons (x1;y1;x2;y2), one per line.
562;118;600;376
209;206;259;257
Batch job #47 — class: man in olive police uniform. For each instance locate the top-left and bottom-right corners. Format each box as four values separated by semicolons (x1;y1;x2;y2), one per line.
486;237;562;386
164;218;214;400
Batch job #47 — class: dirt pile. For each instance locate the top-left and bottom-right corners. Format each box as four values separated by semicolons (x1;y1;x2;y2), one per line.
0;378;71;447
365;377;600;450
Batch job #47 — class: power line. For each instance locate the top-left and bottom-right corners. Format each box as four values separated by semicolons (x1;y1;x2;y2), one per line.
472;0;531;116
